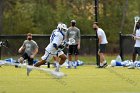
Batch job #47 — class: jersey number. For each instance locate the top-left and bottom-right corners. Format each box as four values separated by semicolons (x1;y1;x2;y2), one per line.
50;33;56;42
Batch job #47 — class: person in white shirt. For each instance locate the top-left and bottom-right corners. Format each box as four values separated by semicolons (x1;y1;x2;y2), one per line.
27;23;68;75
93;22;108;68
128;21;140;69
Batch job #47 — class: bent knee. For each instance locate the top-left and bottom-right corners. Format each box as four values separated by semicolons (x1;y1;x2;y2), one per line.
59;54;67;61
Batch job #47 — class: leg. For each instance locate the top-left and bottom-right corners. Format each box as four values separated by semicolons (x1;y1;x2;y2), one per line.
68;45;73;61
55;51;67;72
128;47;139;69
35;51;52;67
34;60;46;67
18;52;28;64
28;57;33;66
59;54;67;65
53;56;59;67
27;55;34;76
74;44;79;61
98;44;107;68
67;45;73;68
68;55;72;61
53;56;59;62
99;53;105;64
132;47;137;62
74;44;79;68
18;57;24;64
75;55;78;61
132;53;136;62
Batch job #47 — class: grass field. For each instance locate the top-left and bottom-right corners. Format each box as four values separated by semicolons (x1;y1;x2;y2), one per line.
0;65;140;93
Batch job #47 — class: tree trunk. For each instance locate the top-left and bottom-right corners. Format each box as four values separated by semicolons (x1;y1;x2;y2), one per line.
120;0;128;33
102;0;107;18
0;0;4;34
0;0;4;59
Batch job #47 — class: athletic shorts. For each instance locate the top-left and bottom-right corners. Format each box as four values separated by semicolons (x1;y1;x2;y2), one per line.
68;45;79;55
133;47;140;55
99;44;106;53
41;50;64;61
22;52;33;65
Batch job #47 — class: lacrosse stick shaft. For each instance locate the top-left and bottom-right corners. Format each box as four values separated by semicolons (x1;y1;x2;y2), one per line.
1;60;65;78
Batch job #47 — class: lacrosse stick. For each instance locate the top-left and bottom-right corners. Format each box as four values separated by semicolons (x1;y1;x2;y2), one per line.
0;60;66;78
133;16;140;34
53;38;76;55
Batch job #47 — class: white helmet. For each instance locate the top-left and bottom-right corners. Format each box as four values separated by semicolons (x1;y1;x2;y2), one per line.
57;23;68;31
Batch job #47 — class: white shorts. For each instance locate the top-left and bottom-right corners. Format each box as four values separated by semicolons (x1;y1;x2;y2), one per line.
41;50;64;61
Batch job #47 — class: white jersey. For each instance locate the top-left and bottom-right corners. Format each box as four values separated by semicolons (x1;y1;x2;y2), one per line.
97;28;108;44
46;29;65;54
134;29;140;47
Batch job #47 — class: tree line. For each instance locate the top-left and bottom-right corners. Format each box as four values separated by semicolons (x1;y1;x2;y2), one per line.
1;0;140;43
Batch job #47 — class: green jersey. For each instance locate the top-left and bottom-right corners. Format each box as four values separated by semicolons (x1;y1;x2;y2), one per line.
66;27;80;45
22;40;38;56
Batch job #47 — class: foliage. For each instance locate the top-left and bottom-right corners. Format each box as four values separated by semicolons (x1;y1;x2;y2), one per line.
2;0;140;43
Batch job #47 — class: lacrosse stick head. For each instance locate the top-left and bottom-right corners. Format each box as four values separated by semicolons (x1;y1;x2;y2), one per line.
68;38;75;45
134;16;140;23
0;40;9;47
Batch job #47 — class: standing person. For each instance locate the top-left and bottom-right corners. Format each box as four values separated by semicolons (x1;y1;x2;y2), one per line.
66;20;81;69
18;33;38;75
27;23;68;75
128;21;140;69
93;22;108;68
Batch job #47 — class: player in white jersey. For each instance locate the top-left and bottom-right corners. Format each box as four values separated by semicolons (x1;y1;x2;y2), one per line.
33;23;68;72
93;22;108;68
128;21;140;69
50;29;60;67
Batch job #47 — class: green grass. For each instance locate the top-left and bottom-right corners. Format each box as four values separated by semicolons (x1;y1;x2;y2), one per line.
1;55;117;65
0;65;140;93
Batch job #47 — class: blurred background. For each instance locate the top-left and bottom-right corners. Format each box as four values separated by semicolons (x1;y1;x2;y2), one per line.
0;0;140;61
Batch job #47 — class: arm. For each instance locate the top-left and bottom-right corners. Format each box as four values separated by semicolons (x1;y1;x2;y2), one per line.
98;35;102;45
18;46;25;53
30;42;39;58
18;41;25;53
65;30;69;42
132;34;140;40
77;30;81;49
30;48;38;58
52;33;62;50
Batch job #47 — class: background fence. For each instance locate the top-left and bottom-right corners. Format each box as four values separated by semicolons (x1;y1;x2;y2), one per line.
0;35;98;60
1;33;136;63
119;33;135;61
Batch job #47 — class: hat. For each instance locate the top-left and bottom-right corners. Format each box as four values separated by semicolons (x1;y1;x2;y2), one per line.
71;20;76;23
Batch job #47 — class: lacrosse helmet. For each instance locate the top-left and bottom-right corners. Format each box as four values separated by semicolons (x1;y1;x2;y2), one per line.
57;23;68;31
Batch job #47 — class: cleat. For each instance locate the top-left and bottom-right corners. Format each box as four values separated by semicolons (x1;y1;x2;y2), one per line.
103;62;108;68
55;67;60;72
73;61;77;69
66;65;71;69
27;67;32;76
96;65;103;68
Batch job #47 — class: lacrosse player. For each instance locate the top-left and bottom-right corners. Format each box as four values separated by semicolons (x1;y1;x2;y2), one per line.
128;21;140;69
50;28;60;67
93;22;108;68
31;23;68;74
18;33;38;75
66;20;81;69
